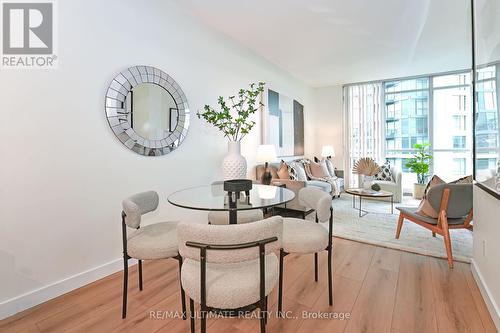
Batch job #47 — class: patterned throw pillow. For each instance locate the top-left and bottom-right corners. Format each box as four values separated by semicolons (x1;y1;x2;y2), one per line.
375;162;393;181
289;161;308;181
287;163;298;180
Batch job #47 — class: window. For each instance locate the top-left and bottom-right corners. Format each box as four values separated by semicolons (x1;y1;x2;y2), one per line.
475;65;499;182
432;72;472;178
384;78;429;191
477;158;496;170
346;71;475;190
453;158;466;175
345;83;383;187
453;115;466;130
453;136;466;148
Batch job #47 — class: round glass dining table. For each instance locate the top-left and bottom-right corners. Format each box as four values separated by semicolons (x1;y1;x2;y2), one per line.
168;184;295;224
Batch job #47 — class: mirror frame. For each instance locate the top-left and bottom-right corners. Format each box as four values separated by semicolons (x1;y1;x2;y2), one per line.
105;65;190;156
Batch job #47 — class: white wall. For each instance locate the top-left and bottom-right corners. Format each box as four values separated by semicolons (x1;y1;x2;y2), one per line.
472;186;500;328
0;0;313;318
306;85;344;169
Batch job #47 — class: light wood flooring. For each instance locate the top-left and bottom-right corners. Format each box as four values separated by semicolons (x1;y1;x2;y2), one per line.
0;238;496;333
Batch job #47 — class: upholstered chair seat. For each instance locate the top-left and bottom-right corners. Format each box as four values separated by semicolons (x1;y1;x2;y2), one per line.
396;207;468;226
282;218;329;254
127;222;179;260
208;209;263;225
181;254;279;309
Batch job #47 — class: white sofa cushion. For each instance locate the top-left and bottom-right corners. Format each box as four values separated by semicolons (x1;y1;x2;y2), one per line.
305;180;332;193
181;254;279;309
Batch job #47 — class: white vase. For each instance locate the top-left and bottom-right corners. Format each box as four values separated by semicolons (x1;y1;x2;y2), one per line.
222;141;247;180
362;175;374;190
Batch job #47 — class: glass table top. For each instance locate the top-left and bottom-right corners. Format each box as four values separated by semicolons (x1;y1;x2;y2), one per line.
168;184;295;211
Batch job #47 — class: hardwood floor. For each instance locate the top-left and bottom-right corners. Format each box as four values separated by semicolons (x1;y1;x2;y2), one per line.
0;238;496;333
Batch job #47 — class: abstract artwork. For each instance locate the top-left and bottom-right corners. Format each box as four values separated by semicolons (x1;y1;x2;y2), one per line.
262;89;304;157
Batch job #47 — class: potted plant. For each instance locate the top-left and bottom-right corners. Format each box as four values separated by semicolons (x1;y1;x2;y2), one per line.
198;82;265;180
405;142;432;199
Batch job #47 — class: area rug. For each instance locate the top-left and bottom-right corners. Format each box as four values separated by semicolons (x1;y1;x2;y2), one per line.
328;195;473;262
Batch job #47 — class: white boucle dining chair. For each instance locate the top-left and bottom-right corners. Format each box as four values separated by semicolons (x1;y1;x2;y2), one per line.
278;187;334;313
178;216;283;333
121;191;186;319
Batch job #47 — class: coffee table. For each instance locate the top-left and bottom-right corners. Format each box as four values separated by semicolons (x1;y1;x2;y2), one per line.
345;188;394;217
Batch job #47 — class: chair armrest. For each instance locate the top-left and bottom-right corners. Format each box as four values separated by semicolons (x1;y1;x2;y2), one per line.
391;167;402;185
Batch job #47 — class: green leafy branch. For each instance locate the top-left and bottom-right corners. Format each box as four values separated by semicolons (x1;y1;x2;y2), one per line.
197;82;265;141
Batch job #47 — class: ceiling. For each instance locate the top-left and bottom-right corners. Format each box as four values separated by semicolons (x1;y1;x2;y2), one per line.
178;0;472;87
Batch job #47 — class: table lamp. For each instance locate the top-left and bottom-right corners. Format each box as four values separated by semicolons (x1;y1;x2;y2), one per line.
321;145;335;159
256;144;277;185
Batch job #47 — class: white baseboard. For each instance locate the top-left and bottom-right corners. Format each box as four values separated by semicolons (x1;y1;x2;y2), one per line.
471;259;500;331
0;257;136;320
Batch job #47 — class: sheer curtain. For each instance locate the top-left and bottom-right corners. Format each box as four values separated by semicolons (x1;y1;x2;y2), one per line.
344;83;384;187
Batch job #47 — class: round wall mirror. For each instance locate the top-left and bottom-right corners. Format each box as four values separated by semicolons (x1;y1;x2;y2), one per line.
105;65;190;156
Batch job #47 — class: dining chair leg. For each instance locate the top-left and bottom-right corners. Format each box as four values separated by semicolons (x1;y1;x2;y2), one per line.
138;260;143;291
278;249;284;317
260;297;266;333
189;298;195;333
314;253;318;282
200;305;206;333
121;256;128;319
395;214;404;239
264;296;268;324
328;247;333;306
177;257;187;320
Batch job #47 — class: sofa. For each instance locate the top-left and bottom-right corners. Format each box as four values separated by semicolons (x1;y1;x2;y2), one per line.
256;161;344;206
357;166;403;203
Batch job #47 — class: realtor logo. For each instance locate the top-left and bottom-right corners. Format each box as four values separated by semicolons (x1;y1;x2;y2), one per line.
1;1;57;68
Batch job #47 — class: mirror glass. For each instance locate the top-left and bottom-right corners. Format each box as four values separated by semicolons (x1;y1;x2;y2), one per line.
105;65;190;156
126;83;178;140
474;0;500;197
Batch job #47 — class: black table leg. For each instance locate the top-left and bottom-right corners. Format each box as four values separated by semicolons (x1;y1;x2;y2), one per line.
228;191;238;224
229;210;237;224
359;195;362;217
